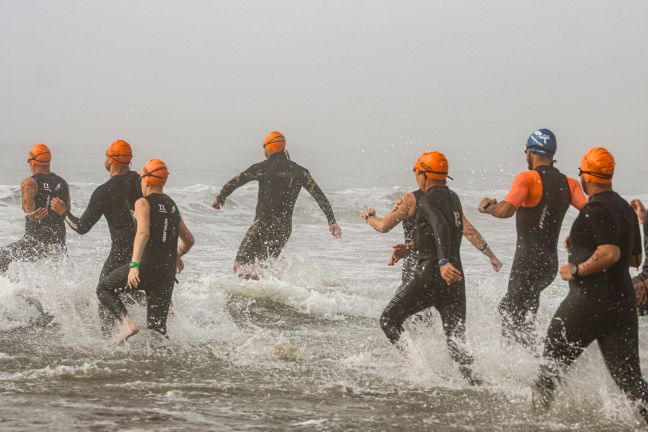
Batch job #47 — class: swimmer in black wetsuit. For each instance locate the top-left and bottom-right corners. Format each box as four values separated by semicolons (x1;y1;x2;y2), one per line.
533;148;648;423
361;190;502;284
96;159;195;346
630;198;648;314
479;129;587;347
0;144;70;274
50;140;142;333
212;131;342;277
382;151;499;385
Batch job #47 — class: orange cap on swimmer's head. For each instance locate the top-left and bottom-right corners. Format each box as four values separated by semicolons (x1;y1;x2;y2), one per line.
263;131;286;154
27;144;51;166
412;151;453;180
106;140;133;165
579;147;615;185
141;159;169;187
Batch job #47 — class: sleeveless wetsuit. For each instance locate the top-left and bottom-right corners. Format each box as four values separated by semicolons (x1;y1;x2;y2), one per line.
380;186;476;380
402;190;424;284
534;191;648;423
0;173;70;273
97;194;181;335
499;166;572;345
215;151;337;266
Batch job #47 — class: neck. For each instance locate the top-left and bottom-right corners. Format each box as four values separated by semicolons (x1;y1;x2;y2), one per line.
532;155;553;169
423;179;446;191
109;164;129;177
587;182;613;197
31;165;50;175
144;186;164;196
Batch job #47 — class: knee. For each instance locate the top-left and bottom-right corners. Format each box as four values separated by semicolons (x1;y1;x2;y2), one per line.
380;309;401;343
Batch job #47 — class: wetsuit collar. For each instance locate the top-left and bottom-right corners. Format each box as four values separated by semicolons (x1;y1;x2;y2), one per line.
268;151;288;161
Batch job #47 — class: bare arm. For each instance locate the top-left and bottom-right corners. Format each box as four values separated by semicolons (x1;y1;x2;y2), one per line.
462;215;503;272
127;198;150;289
561;244;621;281
21;177;48;222
479;199;517;218
364;193;415;233
177;216;195;257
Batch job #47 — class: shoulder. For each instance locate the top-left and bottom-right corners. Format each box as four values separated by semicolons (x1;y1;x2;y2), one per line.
579;201;612;223
135;196;149;209
514;170;540;185
21;177;37;189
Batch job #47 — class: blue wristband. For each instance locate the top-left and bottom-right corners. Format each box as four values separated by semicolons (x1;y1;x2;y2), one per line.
438;258;449;267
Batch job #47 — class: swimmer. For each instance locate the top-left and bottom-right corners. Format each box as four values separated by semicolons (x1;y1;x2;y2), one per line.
630;198;648;314
478;129;587;347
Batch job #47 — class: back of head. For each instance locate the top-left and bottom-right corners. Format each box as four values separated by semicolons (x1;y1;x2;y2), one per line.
106;140;133;166
526;128;557;159
580;147;615;185
263;131;286;155
141;159;169;187
28;143;52;167
413;151;452;180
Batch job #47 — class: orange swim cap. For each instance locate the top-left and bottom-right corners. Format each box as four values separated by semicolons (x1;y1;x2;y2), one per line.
579;147;615;184
27;144;51;166
141;159;169;187
413;151;452;180
106;140;133;165
263;131;286;154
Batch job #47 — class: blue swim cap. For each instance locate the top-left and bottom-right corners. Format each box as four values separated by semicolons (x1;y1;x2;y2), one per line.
526;128;557;158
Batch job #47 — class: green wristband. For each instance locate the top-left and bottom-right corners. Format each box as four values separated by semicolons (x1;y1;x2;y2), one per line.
130;261;139;268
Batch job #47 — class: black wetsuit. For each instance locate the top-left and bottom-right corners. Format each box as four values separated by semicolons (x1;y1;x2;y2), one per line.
402;190;424;284
534;191;648;422
97;194;181;335
380;186;475;377
0;173;70;274
635;219;648;315
215;151;336;266
63;171;142;332
499;166;572;345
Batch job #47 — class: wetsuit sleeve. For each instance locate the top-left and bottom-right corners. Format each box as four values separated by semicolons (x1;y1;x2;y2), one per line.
301;169;337;225
641;222;648;278
63;187;104;235
215;163;264;205
419;198;451;262
503;171;536;209
567;177;587;209
576;205;616;247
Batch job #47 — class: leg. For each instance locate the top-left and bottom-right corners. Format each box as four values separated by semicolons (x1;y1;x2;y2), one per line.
380;268;436;345
96;262;138;345
0;239;42;274
401;254;417;284
266;223;291;261
145;275;175;336
234;221;267;277
598;315;648;424
97;250;130;336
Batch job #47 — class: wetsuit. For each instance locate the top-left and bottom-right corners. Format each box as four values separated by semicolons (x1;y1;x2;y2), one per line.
402;189;424;284
62;171;142;332
97;194;180;335
215;151;336;266
0;173;70;274
635;219;648;315
535;191;648;422
499;166;582;346
380;186;475;376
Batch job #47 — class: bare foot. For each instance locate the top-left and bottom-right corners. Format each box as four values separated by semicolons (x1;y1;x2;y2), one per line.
112;315;139;347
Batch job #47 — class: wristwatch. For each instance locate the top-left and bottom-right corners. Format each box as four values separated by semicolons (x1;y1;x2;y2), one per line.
570;264;579;278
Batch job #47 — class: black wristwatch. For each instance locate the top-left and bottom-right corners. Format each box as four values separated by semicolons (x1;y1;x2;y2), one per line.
570;264;580;278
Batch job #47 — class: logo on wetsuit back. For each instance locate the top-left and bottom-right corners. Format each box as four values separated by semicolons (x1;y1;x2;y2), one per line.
162;218;168;243
453;211;461;228
539;204;549;229
42;183;51;192
158;204;168;213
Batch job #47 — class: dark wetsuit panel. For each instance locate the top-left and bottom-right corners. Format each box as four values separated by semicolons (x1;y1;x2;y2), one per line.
535;191;648;423
0;173;69;273
500;166;571;345
216;152;336;265
402;190;423;284
97;194;181;335
635;219;648;315
380;186;474;372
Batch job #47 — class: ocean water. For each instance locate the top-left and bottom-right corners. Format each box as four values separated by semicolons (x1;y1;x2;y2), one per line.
1;178;648;431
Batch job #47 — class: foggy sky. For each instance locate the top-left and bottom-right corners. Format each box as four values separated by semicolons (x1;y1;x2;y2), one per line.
1;0;647;191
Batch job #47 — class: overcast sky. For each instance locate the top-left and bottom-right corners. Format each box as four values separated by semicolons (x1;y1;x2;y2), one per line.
1;0;646;191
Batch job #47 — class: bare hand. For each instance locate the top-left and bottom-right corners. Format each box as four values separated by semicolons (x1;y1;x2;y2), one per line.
635;280;648;306
361;208;376;221
176;256;185;273
440;262;463;285
329;223;342;239
490;256;503;272
212;199;222;210
559;263;575;281
127;267;140;289
26;207;49;222
50;197;67;216
564;236;571;251
631;199;646;224
389;244;411;266
478;198;497;214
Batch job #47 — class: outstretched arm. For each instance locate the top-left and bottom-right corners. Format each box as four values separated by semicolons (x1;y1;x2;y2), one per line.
463;215;502;272
302;169;341;238
362;192;415;233
51;188;103;234
213;163;264;209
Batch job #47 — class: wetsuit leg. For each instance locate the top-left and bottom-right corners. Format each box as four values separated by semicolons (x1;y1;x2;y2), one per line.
499;262;557;346
97;249;131;336
143;272;175;336
236;220;291;266
598;315;648;423
96;263;130;320
402;255;417;284
436;297;473;367
0;238;43;274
